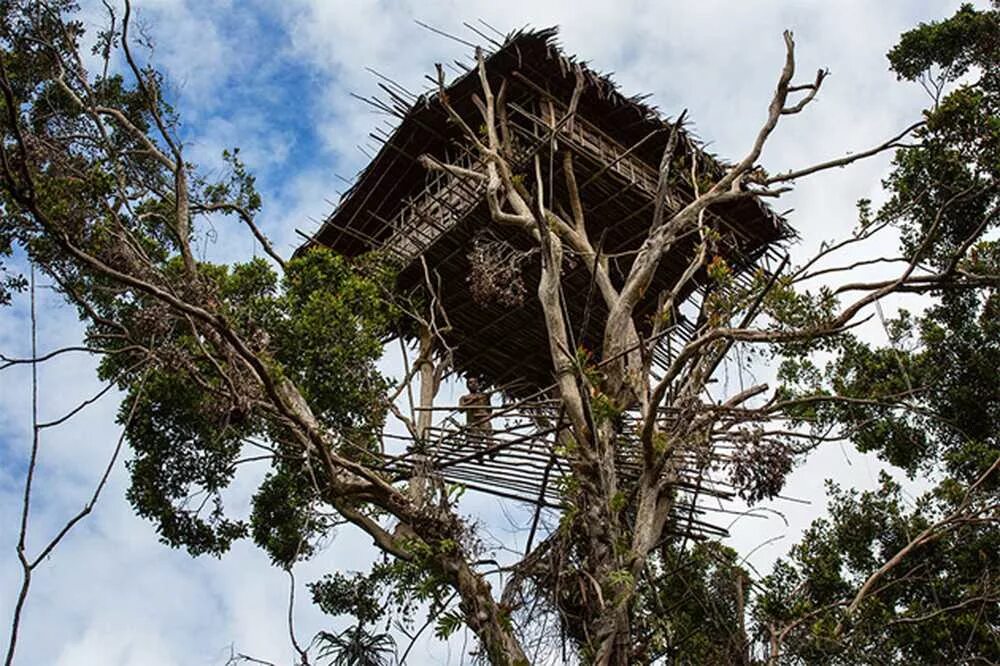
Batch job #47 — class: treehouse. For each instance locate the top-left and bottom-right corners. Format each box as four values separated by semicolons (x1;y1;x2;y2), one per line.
298;28;792;524
300;28;789;396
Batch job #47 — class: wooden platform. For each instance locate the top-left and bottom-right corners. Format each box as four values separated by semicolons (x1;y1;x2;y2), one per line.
378;404;736;541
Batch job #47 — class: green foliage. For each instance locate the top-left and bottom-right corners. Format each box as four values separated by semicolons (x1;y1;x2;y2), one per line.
108;248;396;562
199;148;263;213
887;4;998;83
573;345;603;388
884;6;998;272
825;333;930;471
777;240;998;484
310;571;384;626
0;226;26;304
273;248;397;452
311;547;459;644
589;391;622;424
250;465;329;566
773;0;998;482
757;7;1000;663
605;568;635;598
757;474;999;664
706;254;732;284
762;277;838;338
434;609;465;640
651;431;670;455
123;369;250;556
1;7;188;269
315;625;396;666
634;542;749;664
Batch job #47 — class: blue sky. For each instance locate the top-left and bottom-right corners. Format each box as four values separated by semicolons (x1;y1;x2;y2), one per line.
0;1;975;664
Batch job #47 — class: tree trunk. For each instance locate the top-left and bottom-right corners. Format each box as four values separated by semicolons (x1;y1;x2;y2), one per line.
410;324;437;507
445;555;530;665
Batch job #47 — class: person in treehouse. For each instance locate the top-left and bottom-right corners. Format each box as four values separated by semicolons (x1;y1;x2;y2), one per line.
458;376;493;453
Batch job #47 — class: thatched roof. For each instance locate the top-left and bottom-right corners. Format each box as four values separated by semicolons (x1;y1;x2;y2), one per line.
302;27;789;253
